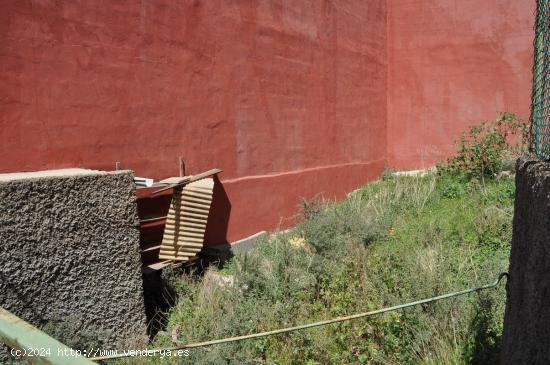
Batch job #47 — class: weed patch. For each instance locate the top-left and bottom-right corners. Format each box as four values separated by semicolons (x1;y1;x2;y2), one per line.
118;173;514;365
113;116;523;364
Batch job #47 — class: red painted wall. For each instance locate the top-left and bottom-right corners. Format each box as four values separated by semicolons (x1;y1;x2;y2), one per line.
387;0;534;170
1;1;387;242
0;0;535;242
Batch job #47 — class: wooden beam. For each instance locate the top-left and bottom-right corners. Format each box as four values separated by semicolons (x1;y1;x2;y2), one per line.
151;168;222;195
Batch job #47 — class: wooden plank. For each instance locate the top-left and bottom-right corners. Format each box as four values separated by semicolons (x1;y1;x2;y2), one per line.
139;215;167;224
178;186;213;195
162;237;204;244
171;206;210;215
172;206;210;215
159;176;189;184
160;246;202;253
159;251;200;259
178;201;211;209
164;225;207;233
187;168;221;183
164;221;206;229
159;249;197;256
166;236;205;242
166;213;209;222
147;260;173;269
175;187;213;195
179;157;185;177
142;260;172;273
164;226;205;234
179;187;213;195
172;195;212;204
162;237;205;244
177;195;213;205
161;242;204;248
142;257;200;273
159;254;194;261
163;231;204;239
152;168;221;195
140;244;161;253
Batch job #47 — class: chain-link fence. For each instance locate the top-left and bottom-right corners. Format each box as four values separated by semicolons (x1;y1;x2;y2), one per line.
532;0;550;160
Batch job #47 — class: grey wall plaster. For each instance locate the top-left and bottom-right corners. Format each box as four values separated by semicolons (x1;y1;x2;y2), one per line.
0;171;147;354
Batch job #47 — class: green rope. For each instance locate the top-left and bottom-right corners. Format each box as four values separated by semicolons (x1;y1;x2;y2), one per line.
90;272;508;362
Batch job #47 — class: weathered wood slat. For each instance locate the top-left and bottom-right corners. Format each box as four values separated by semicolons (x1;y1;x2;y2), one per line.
180;185;213;196
175;188;213;197
159;254;194;260
166;214;208;223
164;221;206;229
163;230;204;238
152;168;221;195
162;237;204;244
164;226;205;234
159;178;214;261
142;260;172;273
161;241;204;248
178;193;213;203
160;247;201;254
176;200;211;209
171;206;209;214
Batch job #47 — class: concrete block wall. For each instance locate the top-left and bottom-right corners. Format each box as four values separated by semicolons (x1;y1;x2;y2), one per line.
0;169;147;351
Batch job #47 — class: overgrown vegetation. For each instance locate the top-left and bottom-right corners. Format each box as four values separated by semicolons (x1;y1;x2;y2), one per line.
118;117;526;364
438;113;528;181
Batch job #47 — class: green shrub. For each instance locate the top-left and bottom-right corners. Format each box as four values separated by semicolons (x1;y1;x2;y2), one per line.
439;113;528;180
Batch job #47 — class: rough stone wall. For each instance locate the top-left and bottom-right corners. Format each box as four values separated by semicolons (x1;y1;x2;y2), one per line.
0;171;147;350
501;158;550;364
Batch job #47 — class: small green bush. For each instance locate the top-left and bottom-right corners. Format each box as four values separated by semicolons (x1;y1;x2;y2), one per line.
439;113;528;180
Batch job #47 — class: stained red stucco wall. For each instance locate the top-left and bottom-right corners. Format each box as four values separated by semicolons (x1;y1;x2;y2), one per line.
1;1;387;242
0;1;536;242
387;0;534;170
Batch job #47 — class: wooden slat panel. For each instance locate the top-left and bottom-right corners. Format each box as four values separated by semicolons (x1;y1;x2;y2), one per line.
159;177;214;261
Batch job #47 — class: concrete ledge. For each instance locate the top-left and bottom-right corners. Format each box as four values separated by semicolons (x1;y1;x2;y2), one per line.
0;168;103;182
230;231;268;253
